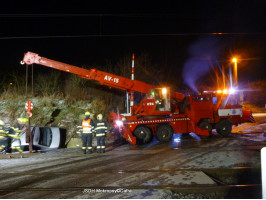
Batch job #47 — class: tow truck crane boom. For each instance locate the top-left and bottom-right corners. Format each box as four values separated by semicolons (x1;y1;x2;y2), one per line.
22;51;156;94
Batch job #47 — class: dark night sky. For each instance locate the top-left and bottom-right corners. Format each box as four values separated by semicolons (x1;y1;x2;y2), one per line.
0;0;265;90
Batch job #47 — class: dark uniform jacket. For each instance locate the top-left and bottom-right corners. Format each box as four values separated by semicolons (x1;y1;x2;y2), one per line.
94;120;108;137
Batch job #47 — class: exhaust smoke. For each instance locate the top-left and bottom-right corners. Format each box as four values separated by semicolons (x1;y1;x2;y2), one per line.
182;38;223;93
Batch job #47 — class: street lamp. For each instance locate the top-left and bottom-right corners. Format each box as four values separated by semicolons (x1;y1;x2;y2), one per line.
232;57;238;88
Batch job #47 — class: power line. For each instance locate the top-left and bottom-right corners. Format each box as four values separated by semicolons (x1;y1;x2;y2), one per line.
0;13;189;18
0;32;265;40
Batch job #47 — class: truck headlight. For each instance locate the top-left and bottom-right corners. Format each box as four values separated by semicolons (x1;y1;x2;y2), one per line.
116;120;123;126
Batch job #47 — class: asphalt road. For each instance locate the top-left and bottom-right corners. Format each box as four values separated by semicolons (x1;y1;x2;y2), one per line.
0;114;265;199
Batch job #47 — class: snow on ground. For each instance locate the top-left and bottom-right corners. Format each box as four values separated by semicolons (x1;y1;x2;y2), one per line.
232;113;266;143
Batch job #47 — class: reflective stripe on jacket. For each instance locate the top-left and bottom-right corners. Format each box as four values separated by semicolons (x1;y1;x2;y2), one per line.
6;127;22;139
0;129;8;136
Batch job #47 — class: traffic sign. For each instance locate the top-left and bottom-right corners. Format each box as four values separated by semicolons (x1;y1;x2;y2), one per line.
25;100;33;117
25;100;33;111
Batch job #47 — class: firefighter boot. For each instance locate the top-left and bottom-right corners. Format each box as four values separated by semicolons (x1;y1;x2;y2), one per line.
0;147;8;154
0;150;6;154
82;147;86;154
96;146;101;153
87;147;93;154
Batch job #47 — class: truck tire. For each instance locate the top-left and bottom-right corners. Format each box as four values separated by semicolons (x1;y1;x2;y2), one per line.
198;120;212;138
134;126;152;144
216;119;232;137
198;120;212;131
156;124;173;142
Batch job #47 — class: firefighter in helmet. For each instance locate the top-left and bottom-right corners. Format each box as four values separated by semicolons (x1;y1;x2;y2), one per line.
0;119;23;153
16;118;29;131
7;125;23;153
0;120;11;154
12;118;29;152
95;114;108;153
80;111;94;154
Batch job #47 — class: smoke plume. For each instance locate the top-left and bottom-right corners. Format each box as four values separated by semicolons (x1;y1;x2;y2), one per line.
182;37;223;93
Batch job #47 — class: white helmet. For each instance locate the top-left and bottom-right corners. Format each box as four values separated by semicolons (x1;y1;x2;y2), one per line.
0;120;5;126
97;114;103;120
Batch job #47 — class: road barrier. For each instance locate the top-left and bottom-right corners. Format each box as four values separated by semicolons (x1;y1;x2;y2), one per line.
262;147;266;199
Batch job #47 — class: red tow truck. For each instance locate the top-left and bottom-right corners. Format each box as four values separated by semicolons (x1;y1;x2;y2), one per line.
22;52;254;145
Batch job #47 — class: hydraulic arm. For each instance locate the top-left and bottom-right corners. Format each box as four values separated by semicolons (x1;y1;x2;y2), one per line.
22;52;155;94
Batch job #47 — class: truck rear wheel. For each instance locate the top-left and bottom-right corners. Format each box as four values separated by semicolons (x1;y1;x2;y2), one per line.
216;119;232;137
134;126;152;144
156;124;173;142
198;120;212;131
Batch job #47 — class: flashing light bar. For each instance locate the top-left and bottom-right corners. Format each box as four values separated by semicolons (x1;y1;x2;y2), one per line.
203;88;236;95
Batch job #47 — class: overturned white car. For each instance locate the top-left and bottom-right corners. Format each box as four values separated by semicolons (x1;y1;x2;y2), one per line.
12;127;66;152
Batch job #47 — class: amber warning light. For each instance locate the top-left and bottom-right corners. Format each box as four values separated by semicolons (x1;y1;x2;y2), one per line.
203;88;236;95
